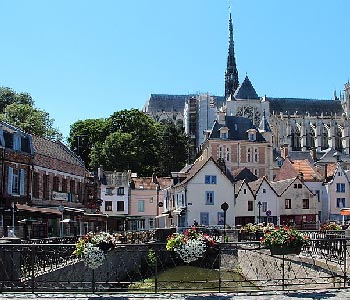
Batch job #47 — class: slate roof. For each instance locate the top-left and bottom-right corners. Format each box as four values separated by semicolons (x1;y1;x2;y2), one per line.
209;116;266;142
231;167;258;182
233;75;259;100
258;111;272;132
32;136;85;167
267;97;344;116
270;178;296;195
132;177;172;190
143;94;225;113
317;148;350;163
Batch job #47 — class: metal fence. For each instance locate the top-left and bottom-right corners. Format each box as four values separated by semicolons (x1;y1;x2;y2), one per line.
1;237;350;293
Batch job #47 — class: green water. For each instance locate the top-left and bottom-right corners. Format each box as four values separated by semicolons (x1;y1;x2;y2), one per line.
129;265;257;292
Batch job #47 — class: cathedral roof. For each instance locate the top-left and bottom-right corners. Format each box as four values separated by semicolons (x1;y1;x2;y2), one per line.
143;94;225;114
267;97;344;116
233;75;259;100
209;116;266;142
258;111;272;132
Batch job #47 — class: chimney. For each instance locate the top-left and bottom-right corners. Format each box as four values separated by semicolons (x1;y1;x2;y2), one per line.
281;144;289;159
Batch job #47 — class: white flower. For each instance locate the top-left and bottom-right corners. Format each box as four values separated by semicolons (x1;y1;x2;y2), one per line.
175;238;207;263
83;243;106;269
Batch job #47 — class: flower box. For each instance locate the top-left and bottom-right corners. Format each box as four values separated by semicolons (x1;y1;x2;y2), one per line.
269;245;302;255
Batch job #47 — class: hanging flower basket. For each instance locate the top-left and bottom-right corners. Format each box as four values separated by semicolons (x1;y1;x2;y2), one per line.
166;227;216;263
260;226;309;256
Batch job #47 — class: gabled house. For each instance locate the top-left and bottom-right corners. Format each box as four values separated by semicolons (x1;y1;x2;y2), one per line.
325;163;350;223
271;176;318;228
170;157;235;229
234;179;256;226
248;177;279;225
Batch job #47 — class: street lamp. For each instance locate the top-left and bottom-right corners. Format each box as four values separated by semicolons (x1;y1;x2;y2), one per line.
221;202;229;241
257;201;262;224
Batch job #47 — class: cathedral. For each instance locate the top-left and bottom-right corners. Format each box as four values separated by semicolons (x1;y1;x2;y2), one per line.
142;13;350;164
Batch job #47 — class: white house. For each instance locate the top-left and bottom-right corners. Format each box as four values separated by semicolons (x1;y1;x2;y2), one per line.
171;157;235;229
234;180;256;226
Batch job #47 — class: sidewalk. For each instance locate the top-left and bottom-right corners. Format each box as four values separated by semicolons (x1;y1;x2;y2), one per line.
1;290;350;300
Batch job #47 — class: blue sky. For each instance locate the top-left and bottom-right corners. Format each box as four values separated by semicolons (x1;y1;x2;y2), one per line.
0;1;349;140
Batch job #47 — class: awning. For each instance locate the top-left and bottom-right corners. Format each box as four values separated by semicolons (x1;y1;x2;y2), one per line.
60;219;76;223
16;204;62;216
340;208;350;216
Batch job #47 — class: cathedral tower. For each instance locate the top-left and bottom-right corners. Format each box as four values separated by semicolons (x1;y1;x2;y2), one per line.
224;13;239;99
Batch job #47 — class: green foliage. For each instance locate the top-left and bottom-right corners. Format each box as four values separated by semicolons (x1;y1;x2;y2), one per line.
0;87;33;112
0;103;62;141
69;109;189;176
320;222;342;231
146;249;157;267
260;226;309;248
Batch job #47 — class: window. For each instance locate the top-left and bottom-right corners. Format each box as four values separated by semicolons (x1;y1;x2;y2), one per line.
254;148;258;162
285;199;291;209
217;212;224;225
262;189;266;193
205;175;217;184
302;199;309;209
247;148;251;162
200;212;209;226
294;183;302;189
117;201;124;211
13;134;21;151
117;187;125;195
221;132;227;139
337;198;346;208
244;189;247;194
105;187;113;195
249;133;255;141
62;178;67;192
206;191;214;205
70;180;75;194
336;183;346;193
8;167;25;196
248;201;253;211
277;159;283;167
105;201;112;211
219;146;223;159
149;218;155;229
53;176;59;191
138;200;145;212
262;202;267;212
315;190;320;202
43;174;49;200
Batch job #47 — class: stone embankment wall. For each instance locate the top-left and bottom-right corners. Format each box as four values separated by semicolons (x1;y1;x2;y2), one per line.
237;248;344;290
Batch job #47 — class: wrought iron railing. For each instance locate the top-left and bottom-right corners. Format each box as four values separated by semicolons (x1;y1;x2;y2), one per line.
0;238;350;293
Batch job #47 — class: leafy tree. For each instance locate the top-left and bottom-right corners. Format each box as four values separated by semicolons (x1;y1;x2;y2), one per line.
68;118;110;167
0;103;62;140
0;87;34;112
156;121;190;176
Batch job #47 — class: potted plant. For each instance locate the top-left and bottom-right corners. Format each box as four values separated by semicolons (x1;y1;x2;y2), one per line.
73;231;120;269
260;226;309;255
166;227;216;263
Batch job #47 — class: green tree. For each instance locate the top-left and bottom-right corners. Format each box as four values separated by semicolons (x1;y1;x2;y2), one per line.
156;121;189;176
0;87;34;112
0;103;62;140
68;118;110;168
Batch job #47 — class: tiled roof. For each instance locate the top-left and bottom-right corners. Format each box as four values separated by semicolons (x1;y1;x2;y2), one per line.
132;177;172;190
209;116;266;142
32;136;84;167
274;158;323;181
268;97;344;116
233;75;259;100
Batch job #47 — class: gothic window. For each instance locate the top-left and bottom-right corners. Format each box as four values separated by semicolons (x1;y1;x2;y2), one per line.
321;125;329;150
306;126;315;150
291;126;301;150
335;126;343;152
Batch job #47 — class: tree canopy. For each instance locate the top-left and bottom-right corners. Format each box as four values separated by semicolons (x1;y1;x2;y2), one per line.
69;109;189;176
0;87;62;140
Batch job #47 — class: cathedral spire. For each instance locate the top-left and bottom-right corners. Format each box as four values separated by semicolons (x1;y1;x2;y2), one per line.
225;12;239;99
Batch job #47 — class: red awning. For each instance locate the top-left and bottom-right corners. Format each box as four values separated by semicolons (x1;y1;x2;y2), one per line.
340;208;350;216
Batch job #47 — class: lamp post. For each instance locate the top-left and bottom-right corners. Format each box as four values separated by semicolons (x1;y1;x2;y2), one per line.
58;203;64;237
221;202;229;241
257;201;262;224
11;202;15;237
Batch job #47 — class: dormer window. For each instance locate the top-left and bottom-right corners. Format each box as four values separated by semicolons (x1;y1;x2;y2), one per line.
219;127;229;140
247;129;257;141
13;134;21;151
